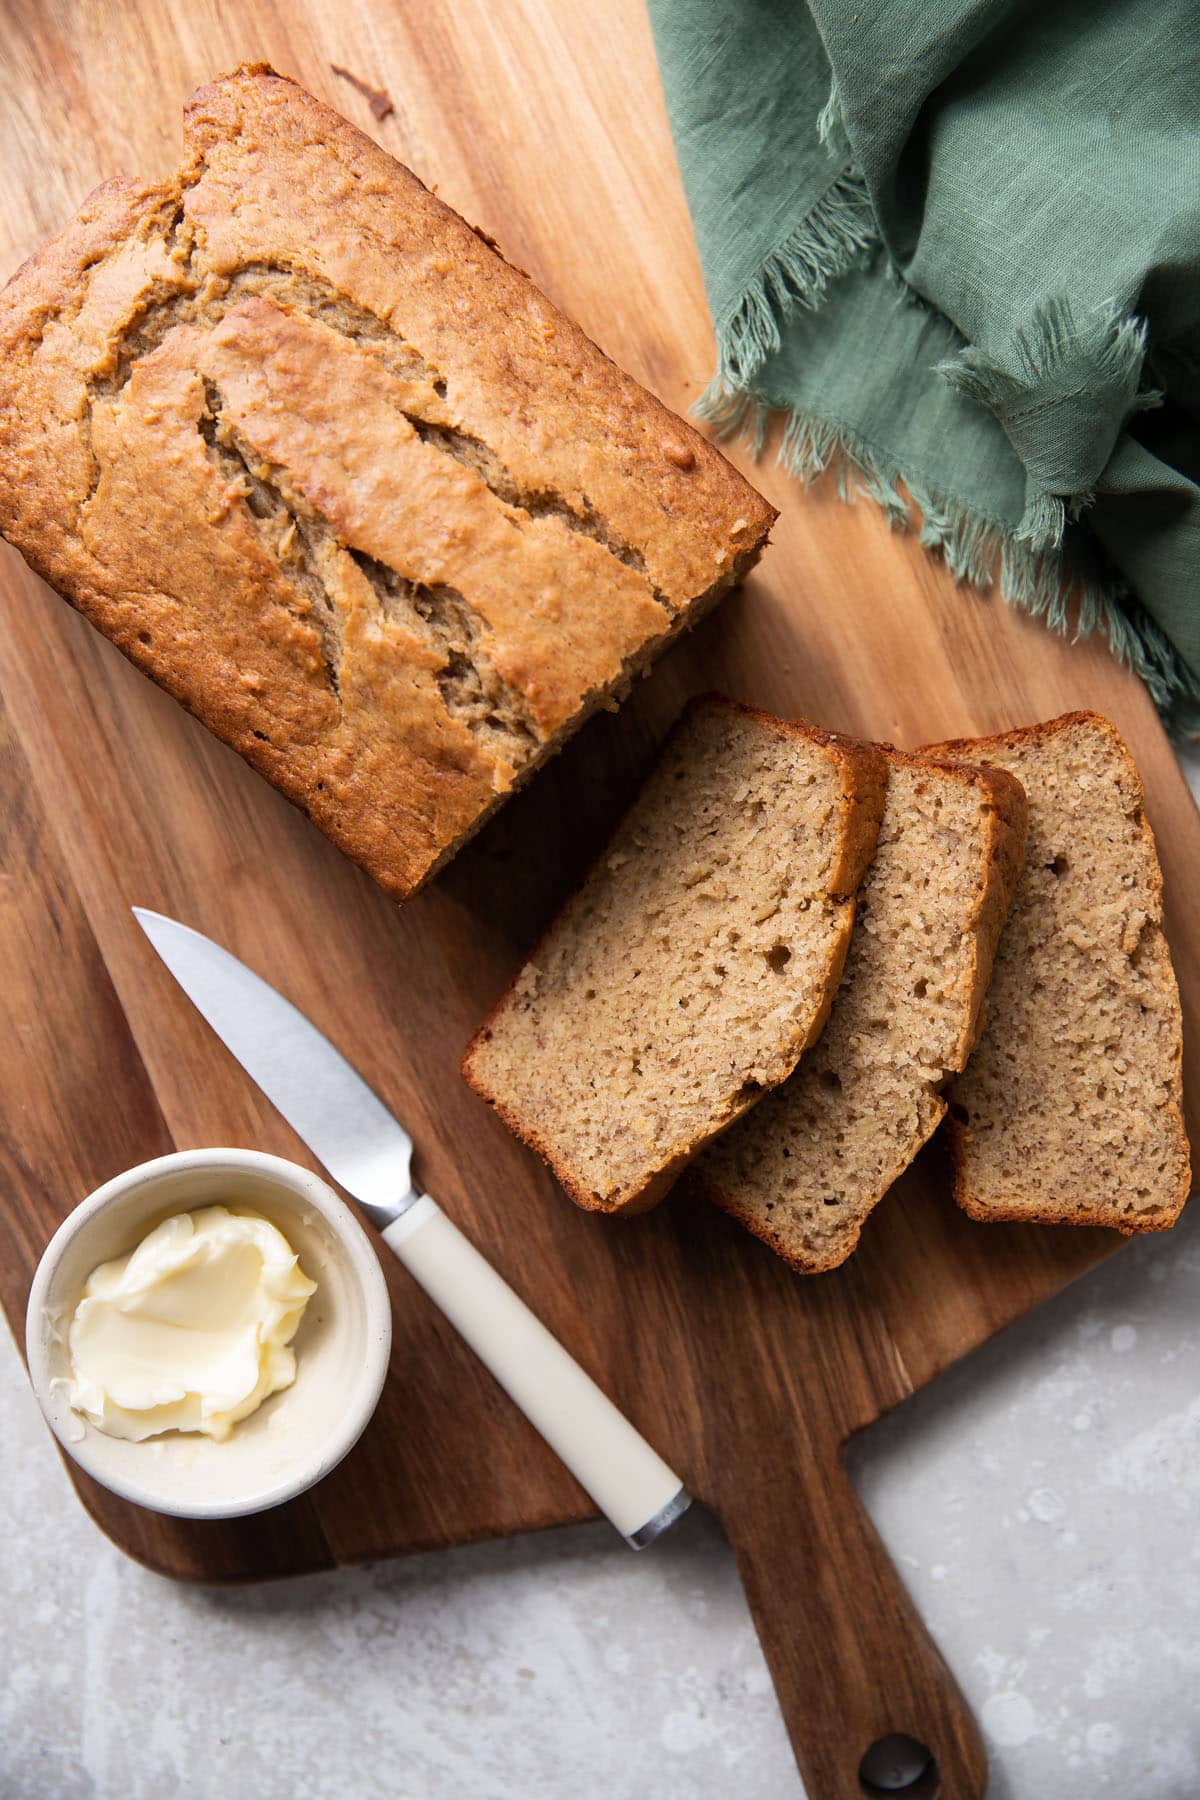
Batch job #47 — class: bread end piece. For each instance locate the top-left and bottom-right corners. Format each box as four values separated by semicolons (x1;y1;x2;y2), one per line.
923;711;1191;1234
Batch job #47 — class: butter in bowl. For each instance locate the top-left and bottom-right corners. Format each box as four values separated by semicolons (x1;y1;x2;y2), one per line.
25;1148;393;1518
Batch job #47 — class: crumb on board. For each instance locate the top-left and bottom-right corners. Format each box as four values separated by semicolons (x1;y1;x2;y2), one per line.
330;64;394;121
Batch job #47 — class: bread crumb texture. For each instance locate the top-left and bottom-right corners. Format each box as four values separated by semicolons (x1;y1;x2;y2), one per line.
926;712;1190;1232
0;65;774;897
462;698;886;1213
697;751;1027;1270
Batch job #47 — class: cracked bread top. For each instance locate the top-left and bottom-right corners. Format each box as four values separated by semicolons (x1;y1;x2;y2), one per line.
461;697;888;1215
0;64;775;897
923;712;1190;1232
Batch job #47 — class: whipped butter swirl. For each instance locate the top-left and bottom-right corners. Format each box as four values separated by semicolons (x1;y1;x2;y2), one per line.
66;1206;317;1442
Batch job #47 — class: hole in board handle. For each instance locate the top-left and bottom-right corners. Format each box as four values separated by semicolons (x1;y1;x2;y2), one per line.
858;1733;938;1797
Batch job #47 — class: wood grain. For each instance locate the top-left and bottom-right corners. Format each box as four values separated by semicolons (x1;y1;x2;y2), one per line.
0;5;1195;1795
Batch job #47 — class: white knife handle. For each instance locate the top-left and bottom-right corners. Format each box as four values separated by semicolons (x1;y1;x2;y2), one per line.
382;1196;690;1547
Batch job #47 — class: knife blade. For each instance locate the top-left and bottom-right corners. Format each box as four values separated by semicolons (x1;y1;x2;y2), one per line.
133;909;420;1228
133;909;690;1548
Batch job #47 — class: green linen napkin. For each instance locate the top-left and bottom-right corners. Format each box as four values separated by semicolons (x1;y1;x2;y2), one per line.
647;0;1200;730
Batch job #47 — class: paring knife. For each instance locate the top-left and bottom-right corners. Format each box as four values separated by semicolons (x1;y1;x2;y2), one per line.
133;909;690;1548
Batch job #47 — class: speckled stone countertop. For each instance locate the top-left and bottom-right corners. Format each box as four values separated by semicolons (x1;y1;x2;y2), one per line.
4;759;1198;1800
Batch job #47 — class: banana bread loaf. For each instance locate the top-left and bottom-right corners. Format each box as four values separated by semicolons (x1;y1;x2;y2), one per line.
923;712;1190;1231
694;749;1027;1269
0;65;774;898
461;697;887;1214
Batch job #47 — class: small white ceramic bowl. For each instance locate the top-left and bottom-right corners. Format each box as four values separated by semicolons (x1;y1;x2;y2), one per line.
25;1148;393;1519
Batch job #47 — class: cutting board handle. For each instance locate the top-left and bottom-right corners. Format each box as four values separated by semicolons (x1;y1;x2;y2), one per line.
723;1451;986;1800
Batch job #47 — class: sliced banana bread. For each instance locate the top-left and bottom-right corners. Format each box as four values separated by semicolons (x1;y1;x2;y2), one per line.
923;712;1190;1231
461;696;887;1214
694;750;1027;1270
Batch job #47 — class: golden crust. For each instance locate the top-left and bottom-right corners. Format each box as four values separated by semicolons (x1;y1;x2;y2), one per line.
0;65;775;898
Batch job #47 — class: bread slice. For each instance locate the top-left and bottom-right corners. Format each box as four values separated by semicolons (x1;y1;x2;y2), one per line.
461;696;887;1214
693;749;1028;1269
922;712;1190;1231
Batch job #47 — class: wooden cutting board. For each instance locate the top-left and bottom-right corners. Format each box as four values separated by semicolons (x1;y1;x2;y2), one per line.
1;5;1196;1796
